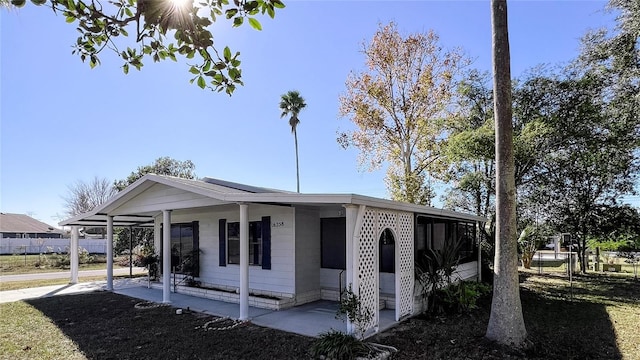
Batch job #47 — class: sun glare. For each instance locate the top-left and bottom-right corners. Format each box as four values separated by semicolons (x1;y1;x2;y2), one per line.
169;0;192;10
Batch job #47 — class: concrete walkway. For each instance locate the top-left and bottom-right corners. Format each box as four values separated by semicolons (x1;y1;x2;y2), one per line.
0;278;398;338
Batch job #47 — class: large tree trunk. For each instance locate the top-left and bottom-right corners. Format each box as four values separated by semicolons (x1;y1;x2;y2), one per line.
485;0;528;347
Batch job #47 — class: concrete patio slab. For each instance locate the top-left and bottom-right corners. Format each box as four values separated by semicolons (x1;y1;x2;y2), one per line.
1;278;400;338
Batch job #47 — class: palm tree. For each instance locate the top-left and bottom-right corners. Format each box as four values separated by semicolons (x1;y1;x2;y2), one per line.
485;0;527;347
279;90;307;193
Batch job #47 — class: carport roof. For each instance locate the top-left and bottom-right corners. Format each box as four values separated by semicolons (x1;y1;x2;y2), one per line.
59;175;486;227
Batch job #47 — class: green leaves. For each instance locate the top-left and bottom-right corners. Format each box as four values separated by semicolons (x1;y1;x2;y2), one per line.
10;0;26;7
248;17;262;31
197;76;206;89
37;0;285;94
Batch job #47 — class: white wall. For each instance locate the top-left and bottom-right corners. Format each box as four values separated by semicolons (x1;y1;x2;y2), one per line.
379;272;395;294
320;268;343;289
113;183;225;215
166;204;297;295
452;261;478;282
294;207;321;295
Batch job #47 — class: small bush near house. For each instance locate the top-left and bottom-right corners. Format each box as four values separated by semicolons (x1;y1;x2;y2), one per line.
48;247;94;268
436;281;492;314
310;330;370;360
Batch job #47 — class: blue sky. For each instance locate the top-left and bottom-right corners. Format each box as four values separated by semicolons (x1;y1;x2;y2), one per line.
2;0;636;226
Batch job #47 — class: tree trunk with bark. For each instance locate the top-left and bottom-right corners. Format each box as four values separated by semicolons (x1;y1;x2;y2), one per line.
485;0;528;347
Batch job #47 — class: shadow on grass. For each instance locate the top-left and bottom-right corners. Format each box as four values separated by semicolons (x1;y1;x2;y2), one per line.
520;286;623;360
373;273;628;360
26;292;313;360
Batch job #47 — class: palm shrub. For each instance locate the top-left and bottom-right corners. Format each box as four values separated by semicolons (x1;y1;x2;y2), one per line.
518;225;544;269
310;330;370;360
415;235;465;313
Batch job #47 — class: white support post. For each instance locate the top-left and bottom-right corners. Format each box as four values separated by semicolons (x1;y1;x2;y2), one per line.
239;203;249;320
70;226;79;284
343;204;366;335
162;210;172;303
106;216;114;291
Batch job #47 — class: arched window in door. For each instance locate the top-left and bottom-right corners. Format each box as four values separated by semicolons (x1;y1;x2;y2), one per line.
379;228;395;273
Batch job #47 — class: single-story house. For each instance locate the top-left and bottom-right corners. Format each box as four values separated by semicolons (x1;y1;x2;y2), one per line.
60;175;485;336
1;213;66;239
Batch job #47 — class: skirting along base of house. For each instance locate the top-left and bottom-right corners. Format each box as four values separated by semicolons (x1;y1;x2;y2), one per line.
150;282;295;310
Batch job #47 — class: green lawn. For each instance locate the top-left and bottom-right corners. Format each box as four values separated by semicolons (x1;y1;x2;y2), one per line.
0;301;86;360
0;254;128;275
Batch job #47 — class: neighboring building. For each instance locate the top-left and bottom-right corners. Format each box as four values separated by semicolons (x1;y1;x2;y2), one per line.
0;213;66;238
61;174;485;336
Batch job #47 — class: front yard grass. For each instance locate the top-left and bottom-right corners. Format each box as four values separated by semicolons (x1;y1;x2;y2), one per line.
0;272;638;359
0;254;127;275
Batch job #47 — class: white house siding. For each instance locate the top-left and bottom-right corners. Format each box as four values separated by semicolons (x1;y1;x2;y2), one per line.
293;207;321;304
111;183;225;215
452;260;478;282
319;268;343;301
157;204;297;297
379;273;395;294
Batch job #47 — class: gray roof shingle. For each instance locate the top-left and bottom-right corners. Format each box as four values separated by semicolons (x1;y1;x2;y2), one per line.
0;213;65;234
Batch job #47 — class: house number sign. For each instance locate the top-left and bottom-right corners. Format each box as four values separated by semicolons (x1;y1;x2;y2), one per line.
272;221;285;228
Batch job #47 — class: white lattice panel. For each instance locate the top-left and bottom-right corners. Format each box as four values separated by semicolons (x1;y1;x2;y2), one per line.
397;212;414;318
352;207;415;333
357;209;378;332
377;211;397;234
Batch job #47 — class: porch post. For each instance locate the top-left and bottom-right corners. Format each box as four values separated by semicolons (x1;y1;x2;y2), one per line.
344;204;366;335
70;226;79;284
106;216;114;291
162;210;172;303
239;203;249;320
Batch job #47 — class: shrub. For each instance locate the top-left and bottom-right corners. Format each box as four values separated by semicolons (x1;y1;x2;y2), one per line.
49;247;94;268
336;284;373;340
437;281;492;314
310;330;370;360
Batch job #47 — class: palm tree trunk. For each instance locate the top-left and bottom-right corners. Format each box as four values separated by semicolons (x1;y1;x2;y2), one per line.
294;129;300;193
486;0;527;347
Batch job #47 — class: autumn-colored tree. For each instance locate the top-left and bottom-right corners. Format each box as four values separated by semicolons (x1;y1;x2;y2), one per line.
338;22;469;205
485;0;528;347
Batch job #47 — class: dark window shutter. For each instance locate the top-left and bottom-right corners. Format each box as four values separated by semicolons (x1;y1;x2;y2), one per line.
219;219;226;267
192;221;200;277
261;216;271;270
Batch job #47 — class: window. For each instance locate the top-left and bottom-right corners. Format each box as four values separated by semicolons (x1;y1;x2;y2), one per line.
321;217;346;269
432;221;446;250
415;216;477;263
457;222;477;262
227;221;263;266
379;228;395;273
162;222;199;276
